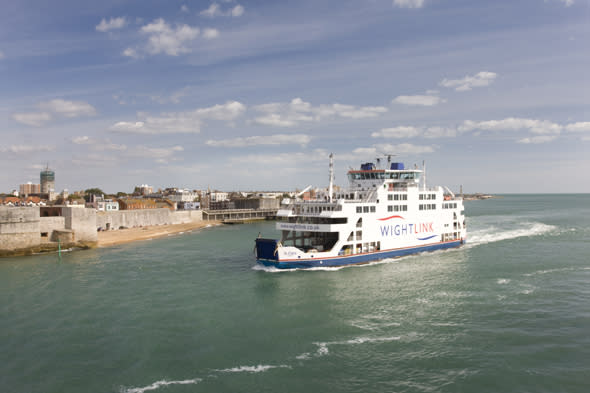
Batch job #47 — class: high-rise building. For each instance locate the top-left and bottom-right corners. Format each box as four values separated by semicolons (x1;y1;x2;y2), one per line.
19;182;41;197
40;166;55;194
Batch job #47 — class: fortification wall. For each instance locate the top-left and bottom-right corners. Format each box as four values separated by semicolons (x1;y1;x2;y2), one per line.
96;209;202;230
0;207;40;252
63;207;97;243
39;216;66;235
170;210;202;224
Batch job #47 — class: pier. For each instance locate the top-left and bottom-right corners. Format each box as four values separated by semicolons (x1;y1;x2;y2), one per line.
202;208;278;223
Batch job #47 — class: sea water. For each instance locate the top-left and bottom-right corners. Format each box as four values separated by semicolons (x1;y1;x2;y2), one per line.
1;194;589;393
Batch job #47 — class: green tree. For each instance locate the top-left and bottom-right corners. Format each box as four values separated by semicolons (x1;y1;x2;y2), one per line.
84;188;105;202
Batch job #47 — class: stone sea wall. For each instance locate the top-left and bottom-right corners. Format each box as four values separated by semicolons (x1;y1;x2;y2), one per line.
1;206;203;257
96;209;202;230
0;207;40;253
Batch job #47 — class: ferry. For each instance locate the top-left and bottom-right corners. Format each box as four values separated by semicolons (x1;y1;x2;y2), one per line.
255;154;466;269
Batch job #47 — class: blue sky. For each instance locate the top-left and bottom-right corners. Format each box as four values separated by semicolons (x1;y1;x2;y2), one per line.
1;0;588;194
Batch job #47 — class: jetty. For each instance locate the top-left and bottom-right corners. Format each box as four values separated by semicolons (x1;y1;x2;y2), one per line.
202;208;278;224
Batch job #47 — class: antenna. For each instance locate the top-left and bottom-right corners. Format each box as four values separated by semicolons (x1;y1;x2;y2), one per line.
328;153;334;203
423;160;426;191
377;151;396;168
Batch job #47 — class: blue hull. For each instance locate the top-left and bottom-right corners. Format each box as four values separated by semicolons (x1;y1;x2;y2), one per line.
256;239;464;269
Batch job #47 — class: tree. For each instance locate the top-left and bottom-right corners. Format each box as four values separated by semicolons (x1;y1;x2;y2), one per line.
84;188;105;202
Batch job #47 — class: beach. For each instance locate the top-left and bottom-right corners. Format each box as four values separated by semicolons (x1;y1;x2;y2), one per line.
97;220;221;247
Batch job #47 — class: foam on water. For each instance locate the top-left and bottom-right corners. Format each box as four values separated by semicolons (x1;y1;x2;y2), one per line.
467;221;555;246
122;378;202;393
215;365;291;373
125;334;404;393
523;267;590;277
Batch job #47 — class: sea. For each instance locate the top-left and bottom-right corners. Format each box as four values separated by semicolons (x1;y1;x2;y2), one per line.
1;194;589;393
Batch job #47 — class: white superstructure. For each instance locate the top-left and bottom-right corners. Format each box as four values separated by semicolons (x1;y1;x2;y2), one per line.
255;156;466;269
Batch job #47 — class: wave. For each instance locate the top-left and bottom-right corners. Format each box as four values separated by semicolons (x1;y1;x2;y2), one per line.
523;267;590;277
215;364;291;373
298;336;402;359
122;378;202;393
124;333;401;392
467;222;555;246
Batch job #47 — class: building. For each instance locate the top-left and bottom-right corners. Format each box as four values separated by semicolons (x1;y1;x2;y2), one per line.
97;201;119;212
138;184;153;196
117;198;175;211
40;166;55;194
167;189;199;203
19;182;41;197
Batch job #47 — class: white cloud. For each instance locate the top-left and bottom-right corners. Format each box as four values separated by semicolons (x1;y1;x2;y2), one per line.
393;0;425;8
71;136;127;151
559;0;574;6
194;100;246;121
565;122;590;132
201;2;245;17
227;149;328;166
202;28;220;39
206;134;311;147
372;126;420;138
201;3;222;17
423;126;458;138
231;5;245;17
382;143;434;154
320;103;388;119
0;144;55;153
96;17;127;32
12;112;52;127
122;48;139;58
461;117;561;135
392;94;446;106
181;5;189;13
372;125;459;139
14;99;95;127
253;98;387;127
518;136;558;144
111;117;200;135
440;71;497;91
128;145;184;160
39;99;96;118
141;19;201;56
343;143;434;161
111;101;246;135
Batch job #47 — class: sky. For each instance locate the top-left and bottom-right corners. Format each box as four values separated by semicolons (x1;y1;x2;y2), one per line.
1;0;589;194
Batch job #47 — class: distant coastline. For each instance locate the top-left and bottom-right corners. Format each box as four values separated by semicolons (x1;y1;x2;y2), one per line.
463;193;500;201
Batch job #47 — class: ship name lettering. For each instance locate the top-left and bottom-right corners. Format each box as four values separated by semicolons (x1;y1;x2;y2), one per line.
379;222;434;237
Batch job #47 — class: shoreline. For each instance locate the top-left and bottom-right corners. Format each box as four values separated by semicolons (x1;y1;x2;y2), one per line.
97;220;222;248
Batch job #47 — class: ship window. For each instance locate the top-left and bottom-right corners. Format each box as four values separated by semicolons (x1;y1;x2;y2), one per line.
388;194;393;201
363;206;369;213
356;206;362;213
388;205;393;212
356;218;362;227
370;206;376;213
